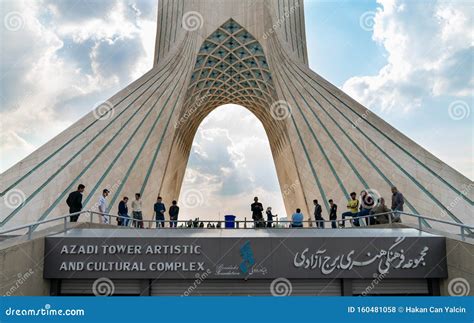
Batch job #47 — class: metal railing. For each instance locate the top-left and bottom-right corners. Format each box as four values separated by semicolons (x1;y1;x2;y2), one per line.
0;210;472;241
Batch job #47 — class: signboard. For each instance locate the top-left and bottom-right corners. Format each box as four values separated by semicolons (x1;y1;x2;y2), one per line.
43;233;447;279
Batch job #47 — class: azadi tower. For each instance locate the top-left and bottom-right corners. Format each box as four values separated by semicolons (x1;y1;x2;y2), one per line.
1;0;472;232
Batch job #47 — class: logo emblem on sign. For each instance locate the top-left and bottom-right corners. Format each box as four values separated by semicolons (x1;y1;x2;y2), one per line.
239;241;255;274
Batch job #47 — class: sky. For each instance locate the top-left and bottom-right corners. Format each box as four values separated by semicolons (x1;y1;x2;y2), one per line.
0;0;472;220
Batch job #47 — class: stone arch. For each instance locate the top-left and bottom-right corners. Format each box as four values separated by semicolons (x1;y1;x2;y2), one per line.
175;19;288;154
160;19;307;218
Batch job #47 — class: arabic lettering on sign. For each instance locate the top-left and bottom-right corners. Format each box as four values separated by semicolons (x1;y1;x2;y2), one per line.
293;237;429;275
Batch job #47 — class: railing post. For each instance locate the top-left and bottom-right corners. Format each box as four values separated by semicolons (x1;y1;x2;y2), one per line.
27;225;33;240
89;211;94;223
244;217;247;229
388;212;392;225
418;216;422;230
460;226;465;241
64;217;68;231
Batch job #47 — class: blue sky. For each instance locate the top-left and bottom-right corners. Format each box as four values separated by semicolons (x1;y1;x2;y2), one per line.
306;0;473;180
0;0;472;219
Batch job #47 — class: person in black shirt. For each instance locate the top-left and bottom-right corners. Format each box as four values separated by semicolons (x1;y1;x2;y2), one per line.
169;200;180;228
328;199;338;229
251;197;264;228
313;199;324;228
118;196;129;226
66;184;85;222
154;196;166;228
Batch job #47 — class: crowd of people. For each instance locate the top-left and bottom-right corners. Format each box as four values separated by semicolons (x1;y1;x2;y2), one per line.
66;187;181;228
302;186;403;228
66;184;405;229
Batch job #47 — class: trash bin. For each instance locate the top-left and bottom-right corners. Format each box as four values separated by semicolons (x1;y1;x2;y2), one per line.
224;215;236;228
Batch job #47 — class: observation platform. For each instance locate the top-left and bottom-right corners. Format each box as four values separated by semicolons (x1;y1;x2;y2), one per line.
1;212;472;296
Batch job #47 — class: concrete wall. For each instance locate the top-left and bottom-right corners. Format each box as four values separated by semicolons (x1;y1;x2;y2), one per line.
0;234;49;296
2;223;472;296
440;238;474;296
0;223;113;296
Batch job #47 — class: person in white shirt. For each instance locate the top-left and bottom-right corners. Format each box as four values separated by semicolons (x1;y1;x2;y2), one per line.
131;193;144;228
98;189;110;224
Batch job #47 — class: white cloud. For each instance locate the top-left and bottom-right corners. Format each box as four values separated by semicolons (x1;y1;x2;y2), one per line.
343;0;473;113
0;0;157;172
179;105;285;220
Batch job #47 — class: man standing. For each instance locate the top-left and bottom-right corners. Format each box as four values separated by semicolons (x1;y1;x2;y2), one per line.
169;200;179;228
391;186;404;223
154;196;166;228
131;193;143;228
118;196;129;226
313;199;324;228
98;189;110;224
341;192;359;227
251;197;264;228
66;184;85;222
328;199;338;229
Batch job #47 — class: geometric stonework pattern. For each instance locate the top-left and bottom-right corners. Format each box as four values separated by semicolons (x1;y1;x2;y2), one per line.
188;18;276;108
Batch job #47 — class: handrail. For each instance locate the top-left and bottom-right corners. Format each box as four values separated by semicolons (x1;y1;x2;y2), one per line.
0;211;86;234
0;209;472;241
